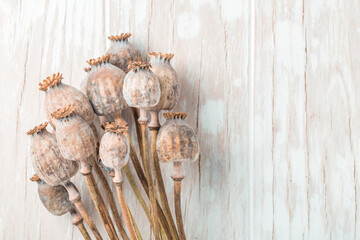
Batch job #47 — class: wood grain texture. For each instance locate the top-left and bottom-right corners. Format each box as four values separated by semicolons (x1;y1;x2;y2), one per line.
0;0;358;239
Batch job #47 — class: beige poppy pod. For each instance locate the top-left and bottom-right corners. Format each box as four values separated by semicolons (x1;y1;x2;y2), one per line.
123;61;161;110
27;122;79;186
80;67;92;96
85;55;128;116
148;52;180;111
39;73;94;129
156;112;200;163
107;33;142;73
51;105;95;162
99;122;129;183
31;174;73;216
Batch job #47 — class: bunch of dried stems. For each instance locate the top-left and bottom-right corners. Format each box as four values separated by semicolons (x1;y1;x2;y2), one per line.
27;33;199;240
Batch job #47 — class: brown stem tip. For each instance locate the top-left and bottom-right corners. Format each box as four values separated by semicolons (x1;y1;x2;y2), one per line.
26;122;48;135
83;67;92;72
102;122;128;134
30;174;41;182
148;52;174;61
39;73;63;91
108;33;132;41
163;112;188;120
51;105;76;119
128;61;152;72
86;55;110;66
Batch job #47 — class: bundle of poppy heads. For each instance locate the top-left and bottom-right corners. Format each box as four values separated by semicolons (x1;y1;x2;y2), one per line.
27;33;200;240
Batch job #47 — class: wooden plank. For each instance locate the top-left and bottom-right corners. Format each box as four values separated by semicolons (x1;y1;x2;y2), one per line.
1;0;359;239
254;0;309;238
304;0;358;239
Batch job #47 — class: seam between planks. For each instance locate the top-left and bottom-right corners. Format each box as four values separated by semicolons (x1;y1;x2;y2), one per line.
248;0;255;239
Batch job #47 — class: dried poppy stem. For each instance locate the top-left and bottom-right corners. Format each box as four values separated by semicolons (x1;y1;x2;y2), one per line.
122;113;173;239
69;208;92;240
114;180;138;240
123;165;154;230
88;156;130;240
124;197;143;240
112;113;158;236
77;222;92;240
172;162;186;240
109;170;142;240
82;167;119;240
51;106;118;240
174;181;185;240
138;109;160;240
131;108;144;159
113;112;172;239
63;181;103;240
149;111;180;240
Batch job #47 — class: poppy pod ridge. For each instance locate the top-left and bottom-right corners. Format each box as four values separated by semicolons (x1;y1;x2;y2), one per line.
156;112;200;166
31;174;73;216
147;52;180;127
30;175;92;240
99;122;130;178
107;33;143;73
51;105;95;174
123;61;161;113
26;122;79;186
39;73;94;129
156;112;200;240
85;54;128;126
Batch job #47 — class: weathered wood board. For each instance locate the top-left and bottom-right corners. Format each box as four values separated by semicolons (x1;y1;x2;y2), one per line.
0;0;358;239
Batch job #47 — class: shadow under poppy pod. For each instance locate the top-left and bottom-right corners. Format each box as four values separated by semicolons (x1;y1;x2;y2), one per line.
30;174;91;240
99;122;138;240
156;112;200;240
26;122;102;240
107;33;143;73
51;105;119;240
39;73;94;129
85;55;129;126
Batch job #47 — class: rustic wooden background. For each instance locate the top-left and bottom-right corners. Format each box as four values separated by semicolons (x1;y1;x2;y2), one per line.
0;0;359;239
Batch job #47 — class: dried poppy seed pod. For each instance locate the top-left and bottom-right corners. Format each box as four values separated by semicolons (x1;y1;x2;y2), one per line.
39;73;94;129
123;61;161;111
147;52;180;111
51;105;95;175
27;122;79;186
31;174;73;216
107;33;142;73
85;55;128;118
156;112;200;178
80;67;92;96
30;175;91;239
99;122;129;183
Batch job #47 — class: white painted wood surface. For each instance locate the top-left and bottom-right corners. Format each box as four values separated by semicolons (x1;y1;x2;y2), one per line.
0;0;358;239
